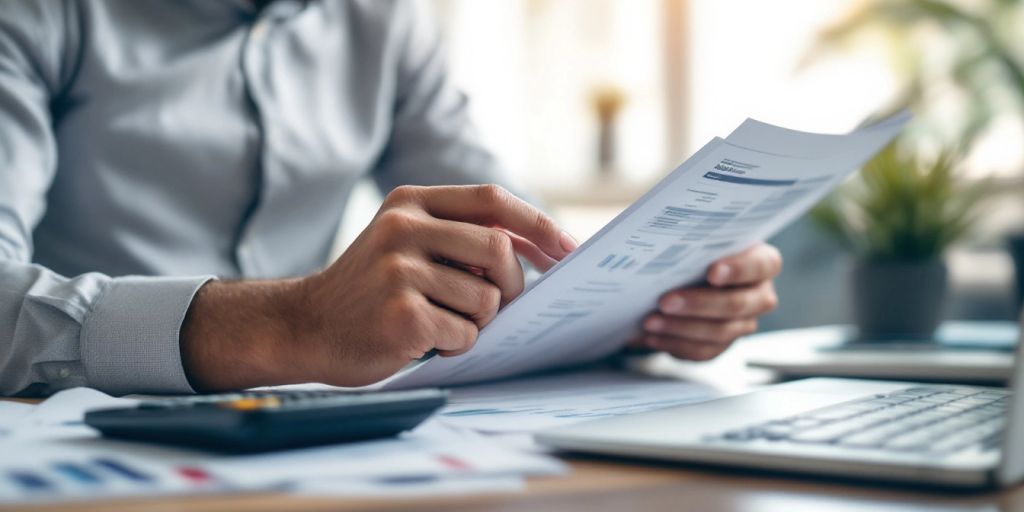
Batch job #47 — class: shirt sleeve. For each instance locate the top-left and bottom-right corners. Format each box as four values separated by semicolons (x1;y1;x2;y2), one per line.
0;2;211;397
372;1;533;201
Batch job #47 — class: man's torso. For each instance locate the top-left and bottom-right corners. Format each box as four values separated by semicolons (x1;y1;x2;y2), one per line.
34;0;405;279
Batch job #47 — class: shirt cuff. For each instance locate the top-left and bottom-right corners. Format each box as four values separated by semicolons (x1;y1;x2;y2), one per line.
81;275;214;396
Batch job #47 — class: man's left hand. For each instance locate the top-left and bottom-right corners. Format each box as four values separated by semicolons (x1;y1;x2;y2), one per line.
627;243;783;361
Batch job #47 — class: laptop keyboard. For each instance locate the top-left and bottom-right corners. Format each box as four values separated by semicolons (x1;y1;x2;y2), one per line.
716;386;1009;455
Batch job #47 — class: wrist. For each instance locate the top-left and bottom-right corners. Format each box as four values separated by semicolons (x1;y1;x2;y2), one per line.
180;278;305;391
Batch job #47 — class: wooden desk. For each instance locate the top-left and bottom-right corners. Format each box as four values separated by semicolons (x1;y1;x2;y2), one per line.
6;355;1023;512
17;456;1023;512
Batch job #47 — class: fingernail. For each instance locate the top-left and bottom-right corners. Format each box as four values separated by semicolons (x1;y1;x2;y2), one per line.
662;295;685;314
644;317;664;332
712;264;731;284
559;231;578;254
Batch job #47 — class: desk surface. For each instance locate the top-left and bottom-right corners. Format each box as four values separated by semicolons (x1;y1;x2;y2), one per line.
20;456;1024;512
7;352;1024;512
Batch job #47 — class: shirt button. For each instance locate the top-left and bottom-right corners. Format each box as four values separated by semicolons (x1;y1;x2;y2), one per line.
58;368;71;379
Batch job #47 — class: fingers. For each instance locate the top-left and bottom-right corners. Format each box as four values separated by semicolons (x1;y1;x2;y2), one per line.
504;230;560;272
707;243;783;287
622;334;657;356
642;335;730;362
639;315;758;361
387;184;577;261
420;292;483;358
415;219;526;305
658;280;778;320
419;262;502;327
428;304;479;357
385;292;479;360
644;245;781;364
644;314;758;345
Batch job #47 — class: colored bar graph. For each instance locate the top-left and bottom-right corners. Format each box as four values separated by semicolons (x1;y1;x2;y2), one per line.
7;471;51;492
609;255;631;270
93;458;153;483
53;462;101;485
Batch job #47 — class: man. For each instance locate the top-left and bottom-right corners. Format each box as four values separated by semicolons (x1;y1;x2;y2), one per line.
0;0;781;396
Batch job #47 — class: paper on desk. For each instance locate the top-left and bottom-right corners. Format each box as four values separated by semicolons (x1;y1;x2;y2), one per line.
383;113;909;390
0;401;31;429
0;438;230;503
437;368;720;433
0;389;224;503
1;387;137;441
0;429;543;504
0;390;564;503
18;387;137;425
292;474;525;497
202;419;567;488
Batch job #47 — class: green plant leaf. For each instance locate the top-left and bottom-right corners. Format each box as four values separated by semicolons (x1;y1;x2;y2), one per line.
810;139;991;261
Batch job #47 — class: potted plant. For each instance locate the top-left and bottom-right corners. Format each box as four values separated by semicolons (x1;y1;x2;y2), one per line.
813;140;990;340
809;0;1024;313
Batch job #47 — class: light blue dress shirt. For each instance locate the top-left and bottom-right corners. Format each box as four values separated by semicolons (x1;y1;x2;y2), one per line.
0;0;517;396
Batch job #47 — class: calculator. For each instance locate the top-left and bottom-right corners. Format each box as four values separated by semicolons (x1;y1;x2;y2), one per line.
84;388;448;453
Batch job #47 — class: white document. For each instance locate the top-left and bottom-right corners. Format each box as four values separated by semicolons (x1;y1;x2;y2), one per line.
202;421;566;488
384;113;910;390
291;474;525;497
0;390;227;504
436;368;721;433
0;439;228;504
15;387;137;426
0;402;32;437
0;390;564;504
1;387;138;441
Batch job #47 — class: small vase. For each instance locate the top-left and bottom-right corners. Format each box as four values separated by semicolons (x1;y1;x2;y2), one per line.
596;114;618;180
850;258;948;341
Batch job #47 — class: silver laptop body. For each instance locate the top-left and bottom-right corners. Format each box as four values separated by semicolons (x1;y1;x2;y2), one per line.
536;313;1024;488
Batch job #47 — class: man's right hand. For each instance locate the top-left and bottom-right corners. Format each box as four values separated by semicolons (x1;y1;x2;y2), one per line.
180;185;577;391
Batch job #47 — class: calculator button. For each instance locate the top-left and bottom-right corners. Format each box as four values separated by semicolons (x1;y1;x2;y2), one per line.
218;397;282;410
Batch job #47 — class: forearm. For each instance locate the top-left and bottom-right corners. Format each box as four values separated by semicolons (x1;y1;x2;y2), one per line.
179;278;306;392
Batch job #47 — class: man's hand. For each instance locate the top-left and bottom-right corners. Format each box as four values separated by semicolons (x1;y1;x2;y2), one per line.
180;185;576;391
628;243;782;361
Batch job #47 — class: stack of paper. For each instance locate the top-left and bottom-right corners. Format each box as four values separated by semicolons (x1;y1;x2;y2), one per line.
0;389;220;503
0;389;565;505
438;368;721;433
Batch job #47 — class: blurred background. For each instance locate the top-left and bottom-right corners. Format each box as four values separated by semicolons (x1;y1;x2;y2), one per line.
339;0;1024;331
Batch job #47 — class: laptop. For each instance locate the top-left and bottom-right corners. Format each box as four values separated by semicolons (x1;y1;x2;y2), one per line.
535;311;1024;488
